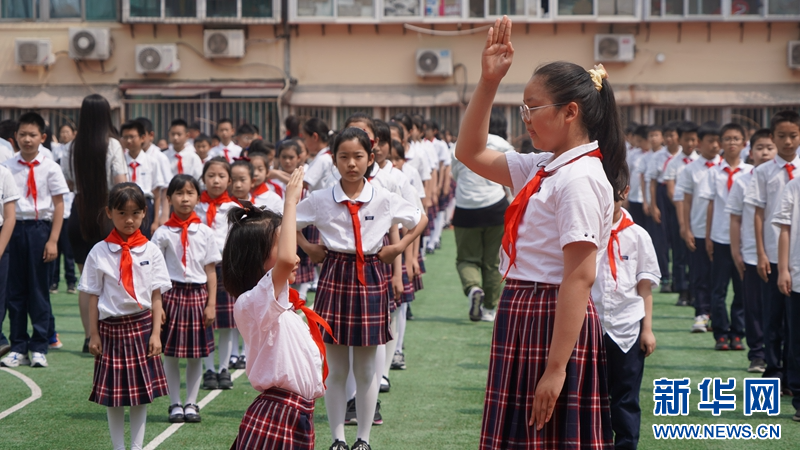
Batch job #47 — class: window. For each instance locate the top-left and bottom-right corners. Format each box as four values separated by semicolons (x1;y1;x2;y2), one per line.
295;106;333;128
165;0;196;17
297;0;333;16
207;0;237;17
690;107;721;124
130;0;161;17
339;0;374;17
242;0;273;16
1;0;116;20
769;0;800;15
430;105;461;136
50;0;81;18
2;0;32;18
653;107;685;125
425;0;462;16
487;0;524;15
688;0;721;15
598;0;636;15
126;0;277;21
384;0;419;16
557;0;594;15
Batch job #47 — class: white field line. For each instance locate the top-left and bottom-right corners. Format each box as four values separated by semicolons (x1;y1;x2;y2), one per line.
0;367;43;420
144;369;247;450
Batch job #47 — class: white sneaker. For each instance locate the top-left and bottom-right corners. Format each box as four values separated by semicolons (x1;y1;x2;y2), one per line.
1;352;30;368
480;307;497;323
468;287;485;322
691;315;709;333
30;352;48;368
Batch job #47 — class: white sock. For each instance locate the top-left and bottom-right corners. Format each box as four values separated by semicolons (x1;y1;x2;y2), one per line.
163;356;183;407
353;346;378;443
204;352;216;373
107;407;125;450
325;344;350;442
218;328;233;372
298;282;311;300
130;405;148;450
446;199;456;224
229;328;240;359
185;358;202;406
384;307;400;376
432;211;446;245
375;344;386;382
346;347;357;401
312;267;320;289
241;340;246;358
422;236;430;250
395;303;409;352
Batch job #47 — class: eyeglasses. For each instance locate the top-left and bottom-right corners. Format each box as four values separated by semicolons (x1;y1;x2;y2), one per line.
519;103;567;123
722;137;743;143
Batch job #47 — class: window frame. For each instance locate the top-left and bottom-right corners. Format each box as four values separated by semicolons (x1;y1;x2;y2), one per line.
643;0;800;21
0;0;120;21
122;0;281;23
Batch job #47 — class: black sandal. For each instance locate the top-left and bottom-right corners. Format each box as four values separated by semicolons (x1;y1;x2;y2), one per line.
184;403;201;423
168;403;184;423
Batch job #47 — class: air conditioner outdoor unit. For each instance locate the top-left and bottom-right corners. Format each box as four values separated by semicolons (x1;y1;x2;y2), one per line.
135;44;180;74
416;49;453;78
789;41;800;69
69;28;110;60
204;30;245;58
594;34;635;63
15;39;55;67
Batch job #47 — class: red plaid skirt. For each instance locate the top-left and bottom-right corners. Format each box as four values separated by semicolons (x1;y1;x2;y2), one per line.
315;251;391;347
413;250;425;291
214;264;236;329
480;280;613;449
231;387;315;450
424;205;437;236
295;227;320;285
90;311;169;407
162;282;215;358
304;225;321;245
401;261;415;304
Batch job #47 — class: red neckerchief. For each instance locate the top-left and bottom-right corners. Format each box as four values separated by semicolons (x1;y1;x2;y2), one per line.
200;191;234;228
104;229;149;308
18;159;41;219
164;212;201;268
608;215;635;290
723;166;741;191
342;201;366;285
501;148;603;279
289;288;337;387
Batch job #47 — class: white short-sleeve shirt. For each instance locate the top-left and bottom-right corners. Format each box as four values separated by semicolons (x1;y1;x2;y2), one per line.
698;160;753;245
591;208;661;353
405;143;432;182
125;151;164;198
673;155;721;238
338;163;422;210
744;155;800;264
304;148;337;192
647;147;680;184
725;170;758;266
628;149;647;203
195;199;239;255
151;222;222;283
79;240;173;320
2;152;70;221
501;141;614;284
210;142;242;163
234;270;324;400
252;190;284;214
164;146;203;180
0;139;13;163
0;165;20;227
402;164;426;200
772;177;800;293
663;150;698;184
146;144;174;191
295;180;422;255
432;138;451;167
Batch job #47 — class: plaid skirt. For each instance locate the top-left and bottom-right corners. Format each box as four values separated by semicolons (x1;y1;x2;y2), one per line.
214;264;236;329
424;205;437;236
480;280;613;449
438;179;456;209
231;388;315;450
413;250;425;291
304;225;321;245
90;311;169;407
162;282;215;358
401;261;415;304
315;251;391;347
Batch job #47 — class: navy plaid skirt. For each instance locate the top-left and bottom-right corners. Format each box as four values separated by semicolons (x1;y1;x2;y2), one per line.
304;225;321;245
438;179;456;209
401;261;415;304
162;282;215;358
214;264;236;329
414;250;425;291
315;251;391;347
90;311;168;407
424;205;437;236
231;387;315;450
480;280;613;449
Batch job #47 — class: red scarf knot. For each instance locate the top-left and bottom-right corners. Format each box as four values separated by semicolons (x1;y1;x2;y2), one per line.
608;215;635;290
18;159;40;220
342;201;366;286
200;191;233;229
164;212;202;268
104;229;150;309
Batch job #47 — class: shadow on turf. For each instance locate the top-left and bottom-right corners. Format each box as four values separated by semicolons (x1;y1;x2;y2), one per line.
457;362;488;370
67;412;109;421
456;408;483;415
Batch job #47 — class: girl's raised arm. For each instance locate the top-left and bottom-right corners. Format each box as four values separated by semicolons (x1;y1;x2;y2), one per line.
274;167;304;296
455;16;515;188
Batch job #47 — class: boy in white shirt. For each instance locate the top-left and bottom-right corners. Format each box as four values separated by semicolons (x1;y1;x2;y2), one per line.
726;129;776;373
209;119;242;162
135;117;173;229
699;123;752;352
644;125;672;292
0;164;19;358
120;121;166;239
745;110;800;383
663;121;699;306
0;113;70;369
592;174;659;450
165;119;202;180
627;125;650;225
775;175;800;421
674;122;721;334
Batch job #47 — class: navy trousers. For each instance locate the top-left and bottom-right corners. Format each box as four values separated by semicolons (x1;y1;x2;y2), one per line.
0;252;9;346
690;238;712;317
50;217;76;287
7;221;54;354
762;263;788;381
742;264;765;361
628;202;645;227
652;184;672;286
606;334;646;450
141;197;155;240
709;242;745;341
669;200;690;293
788;292;800;413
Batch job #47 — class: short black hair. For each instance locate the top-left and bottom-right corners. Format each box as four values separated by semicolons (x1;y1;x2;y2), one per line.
170;119;188;130
331;127;372;159
614;161;630;203
194;133;212;146
633;125;649;140
189;122;201;131
749;128;773;149
0;120;17;141
770;110;800;134
625;122;640;134
108;182;147;212
202;156;231;180
120;120;145;136
278;139;301;157
167;174;200;197
17;112;46;134
217;118;233;128
391;114;412;134
236;123;257;136
677;121;699;138
248;139;275;156
647;125;663;135
388;121;405;141
697;122;721;140
489;110;508;139
134;117;154;134
374;119;391;145
390;139;405;160
222;202;282;298
720;123;746;139
231;159;254;179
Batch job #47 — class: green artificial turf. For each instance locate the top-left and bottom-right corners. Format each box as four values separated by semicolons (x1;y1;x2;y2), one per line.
1;228;798;449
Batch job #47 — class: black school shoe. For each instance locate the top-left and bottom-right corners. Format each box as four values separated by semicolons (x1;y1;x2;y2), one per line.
234;355;246;370
352;439;372;450
184;403;201;423
218;368;233;389
344;398;357;425
675;290;691;307
202;369;219;390
329;440;349;450
168;404;185;423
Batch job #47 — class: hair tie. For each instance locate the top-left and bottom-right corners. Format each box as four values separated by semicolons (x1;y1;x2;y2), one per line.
587;64;608;92
234;155;251;162
328;130;334;136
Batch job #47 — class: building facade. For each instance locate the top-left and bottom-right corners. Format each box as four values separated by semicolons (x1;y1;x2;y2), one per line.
0;0;798;144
